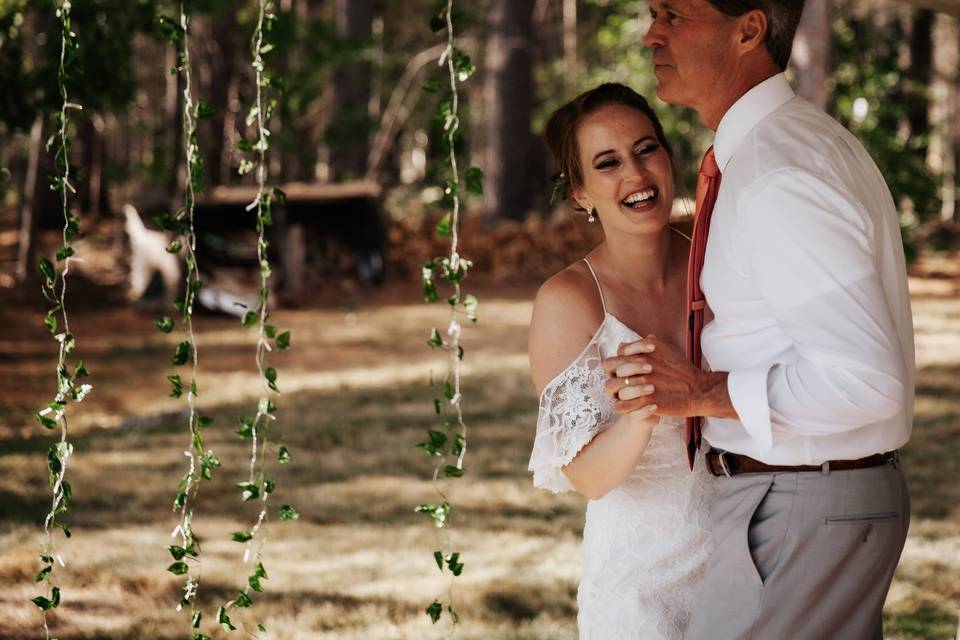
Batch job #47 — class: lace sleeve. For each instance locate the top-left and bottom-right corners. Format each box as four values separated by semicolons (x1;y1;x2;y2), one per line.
528;346;615;494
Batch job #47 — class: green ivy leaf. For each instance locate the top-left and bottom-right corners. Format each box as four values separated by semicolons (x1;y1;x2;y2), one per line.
236;416;255;439
200;451;220;480
265;367;278;392
451;434;465;457
167;561;189;576
276;331;291;351
433;550;444;570
277;445;291;464
74;360;89;379
417;430;447;456
264;324;277;339
435;212;451;238
196;101;217;119
157;15;185;42
232;531;253;543
191;610;202;629
168;545;188;561
426;600;443;623
56;245;75;261
279;504;299;521
442;465;464;478
423;78;443;93
167;374;183;398
451;47;475;81
429;14;445;33
426;328;443;348
172;341;191;366
446;552;464;576
39;257;56;285
414;502;450;528
36;412;58;430
43;312;57;334
197;415;214;428
264;479;276;494
464;167;484;194
464;294;478;322
217;605;237;631
242;310;258;328
166;239;182;254
235;591;253;608
237;482;259;502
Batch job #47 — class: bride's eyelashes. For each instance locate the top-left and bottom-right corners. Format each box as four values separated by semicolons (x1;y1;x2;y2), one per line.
593;143;661;171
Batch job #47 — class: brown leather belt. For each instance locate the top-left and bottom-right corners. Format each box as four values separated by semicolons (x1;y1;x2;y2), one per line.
705;450;898;477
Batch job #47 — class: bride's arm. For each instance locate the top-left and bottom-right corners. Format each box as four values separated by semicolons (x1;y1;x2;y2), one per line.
559;412;657;500
529;269;658;500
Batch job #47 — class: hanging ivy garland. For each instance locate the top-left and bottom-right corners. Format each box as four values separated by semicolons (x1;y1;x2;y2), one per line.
217;0;295;634
416;0;483;628
154;4;222;635
32;1;90;634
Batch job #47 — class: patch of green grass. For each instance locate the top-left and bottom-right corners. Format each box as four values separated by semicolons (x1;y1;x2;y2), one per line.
885;605;958;640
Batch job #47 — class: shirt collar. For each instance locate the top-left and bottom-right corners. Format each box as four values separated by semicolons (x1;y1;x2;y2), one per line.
713;73;795;172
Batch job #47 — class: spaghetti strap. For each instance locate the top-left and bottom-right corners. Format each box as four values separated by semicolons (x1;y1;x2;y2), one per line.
582;258;608;315
670;224;692;242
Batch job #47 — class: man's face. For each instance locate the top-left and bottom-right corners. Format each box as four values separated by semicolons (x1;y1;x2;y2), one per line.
643;0;739;112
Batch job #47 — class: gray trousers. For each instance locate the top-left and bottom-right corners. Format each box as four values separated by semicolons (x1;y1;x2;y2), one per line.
685;461;909;640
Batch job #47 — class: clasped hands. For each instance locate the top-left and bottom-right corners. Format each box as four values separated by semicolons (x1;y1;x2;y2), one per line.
601;335;710;419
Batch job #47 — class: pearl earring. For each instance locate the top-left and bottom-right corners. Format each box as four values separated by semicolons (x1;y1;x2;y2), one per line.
586;206;596;223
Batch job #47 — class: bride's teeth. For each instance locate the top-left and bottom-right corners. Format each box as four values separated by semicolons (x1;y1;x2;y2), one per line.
623;189;656;205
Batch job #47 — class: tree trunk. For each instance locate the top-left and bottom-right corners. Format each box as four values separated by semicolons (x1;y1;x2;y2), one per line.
483;0;535;221
563;0;577;68
16;114;45;283
931;13;960;222
791;0;830;109
330;0;374;181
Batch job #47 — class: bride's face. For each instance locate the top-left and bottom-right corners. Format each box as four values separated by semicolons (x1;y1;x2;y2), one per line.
573;103;675;233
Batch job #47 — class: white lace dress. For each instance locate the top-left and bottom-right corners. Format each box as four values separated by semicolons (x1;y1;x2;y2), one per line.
528;261;714;640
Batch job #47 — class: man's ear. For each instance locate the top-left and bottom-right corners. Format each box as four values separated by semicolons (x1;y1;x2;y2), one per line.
737;9;768;52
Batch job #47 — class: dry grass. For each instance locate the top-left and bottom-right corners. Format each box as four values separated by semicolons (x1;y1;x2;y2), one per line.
0;275;958;639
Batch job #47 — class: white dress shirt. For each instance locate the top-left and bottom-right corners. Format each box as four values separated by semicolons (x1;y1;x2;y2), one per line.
701;73;915;465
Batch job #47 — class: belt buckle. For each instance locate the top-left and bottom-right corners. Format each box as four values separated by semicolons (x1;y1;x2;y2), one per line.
717;451;732;477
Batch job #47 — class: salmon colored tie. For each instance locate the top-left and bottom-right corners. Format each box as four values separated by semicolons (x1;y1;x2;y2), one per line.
685;146;721;470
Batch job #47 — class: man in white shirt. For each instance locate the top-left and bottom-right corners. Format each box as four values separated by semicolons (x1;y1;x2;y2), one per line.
602;0;914;637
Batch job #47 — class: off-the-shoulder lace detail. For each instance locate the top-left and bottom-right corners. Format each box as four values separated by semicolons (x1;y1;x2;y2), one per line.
528;310;714;639
529;339;613;493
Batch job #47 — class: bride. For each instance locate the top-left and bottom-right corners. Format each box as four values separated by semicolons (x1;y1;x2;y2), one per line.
528;83;713;639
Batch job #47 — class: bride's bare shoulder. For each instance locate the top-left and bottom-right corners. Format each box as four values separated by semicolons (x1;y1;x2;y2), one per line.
534;260;604;321
528;260;605;394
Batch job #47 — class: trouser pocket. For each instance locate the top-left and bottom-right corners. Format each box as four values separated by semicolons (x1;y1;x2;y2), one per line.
824;512;898;525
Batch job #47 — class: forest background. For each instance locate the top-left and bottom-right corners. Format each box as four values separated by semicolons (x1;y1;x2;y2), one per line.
1;0;959;638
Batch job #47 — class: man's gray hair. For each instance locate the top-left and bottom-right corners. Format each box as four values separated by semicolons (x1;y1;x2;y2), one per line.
706;0;806;71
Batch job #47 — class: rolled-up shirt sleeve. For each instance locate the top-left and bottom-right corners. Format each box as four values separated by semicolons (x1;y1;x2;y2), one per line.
725;170;907;448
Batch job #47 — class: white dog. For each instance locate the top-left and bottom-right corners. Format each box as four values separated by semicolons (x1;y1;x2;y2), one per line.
122;203;182;303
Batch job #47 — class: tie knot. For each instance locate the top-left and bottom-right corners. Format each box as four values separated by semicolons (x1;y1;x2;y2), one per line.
699;146;720;179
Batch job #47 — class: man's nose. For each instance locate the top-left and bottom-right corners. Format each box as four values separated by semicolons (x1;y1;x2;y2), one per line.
643;19;665;49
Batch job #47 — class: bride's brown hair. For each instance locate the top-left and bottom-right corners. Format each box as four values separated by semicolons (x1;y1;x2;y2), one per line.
545;83;674;210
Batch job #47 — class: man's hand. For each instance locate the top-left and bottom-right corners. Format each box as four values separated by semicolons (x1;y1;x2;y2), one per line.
601;335;737;419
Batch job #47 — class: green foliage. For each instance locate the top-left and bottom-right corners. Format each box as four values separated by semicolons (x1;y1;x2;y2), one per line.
534;0;709;197
828;14;941;261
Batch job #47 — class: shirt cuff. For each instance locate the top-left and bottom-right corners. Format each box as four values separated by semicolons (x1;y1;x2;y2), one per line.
727;365;774;454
